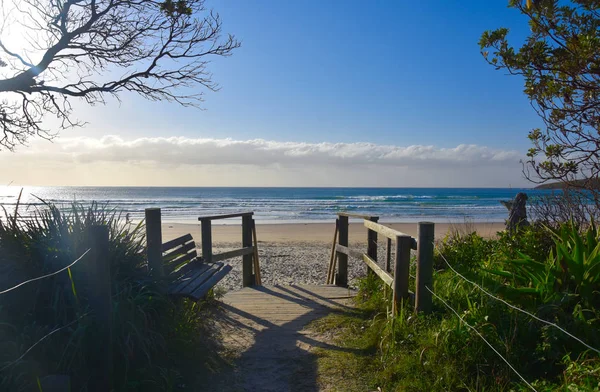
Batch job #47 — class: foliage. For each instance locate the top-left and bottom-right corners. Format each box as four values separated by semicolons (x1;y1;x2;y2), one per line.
313;223;600;391
0;202;224;391
480;0;600;192
0;0;240;150
530;189;600;228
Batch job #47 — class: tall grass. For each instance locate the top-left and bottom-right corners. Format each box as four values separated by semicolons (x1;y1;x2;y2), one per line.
0;201;224;391
312;224;600;391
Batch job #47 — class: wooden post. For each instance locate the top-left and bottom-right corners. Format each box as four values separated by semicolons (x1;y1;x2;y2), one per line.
392;235;412;316
145;208;163;278
385;238;392;272
87;225;113;392
336;215;349;287
384;237;392;298
326;219;339;284
251;219;262;285
200;218;213;263
367;217;378;279
242;214;253;287
416;222;435;314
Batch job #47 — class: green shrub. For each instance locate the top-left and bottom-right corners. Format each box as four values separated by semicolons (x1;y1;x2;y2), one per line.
315;224;600;391
435;231;494;271
0;202;223;391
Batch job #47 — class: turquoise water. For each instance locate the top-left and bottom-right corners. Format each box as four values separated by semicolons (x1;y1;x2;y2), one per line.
0;187;552;223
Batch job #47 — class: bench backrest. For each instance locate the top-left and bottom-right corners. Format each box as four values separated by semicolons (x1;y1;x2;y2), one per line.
162;234;198;274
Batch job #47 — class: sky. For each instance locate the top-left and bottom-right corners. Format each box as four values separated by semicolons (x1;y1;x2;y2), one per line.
0;0;541;187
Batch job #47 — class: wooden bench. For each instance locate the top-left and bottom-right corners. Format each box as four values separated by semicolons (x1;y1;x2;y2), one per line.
162;233;232;300
145;209;262;299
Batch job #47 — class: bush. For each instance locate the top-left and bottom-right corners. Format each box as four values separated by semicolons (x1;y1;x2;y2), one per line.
0;202;223;391
316;222;600;391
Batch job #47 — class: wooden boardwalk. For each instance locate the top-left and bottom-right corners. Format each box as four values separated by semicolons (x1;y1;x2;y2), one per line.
209;285;357;392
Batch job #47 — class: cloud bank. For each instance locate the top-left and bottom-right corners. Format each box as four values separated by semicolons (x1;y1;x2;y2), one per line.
2;136;527;187
25;135;521;167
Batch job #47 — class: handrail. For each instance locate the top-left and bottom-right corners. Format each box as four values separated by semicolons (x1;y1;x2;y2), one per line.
198;211;261;286
198;212;254;221
327;212;435;315
363;220;418;249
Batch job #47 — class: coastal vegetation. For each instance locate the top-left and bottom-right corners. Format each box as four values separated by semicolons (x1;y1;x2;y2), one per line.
480;0;600;208
310;2;600;390
312;222;600;391
0;202;225;391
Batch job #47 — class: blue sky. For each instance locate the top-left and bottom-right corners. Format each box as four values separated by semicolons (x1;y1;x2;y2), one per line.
2;1;543;187
94;0;537;148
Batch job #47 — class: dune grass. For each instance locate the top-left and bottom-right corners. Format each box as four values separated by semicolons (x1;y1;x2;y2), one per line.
0;201;227;391
310;224;600;391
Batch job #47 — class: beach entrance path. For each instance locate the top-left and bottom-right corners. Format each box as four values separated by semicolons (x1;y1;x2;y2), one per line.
207;284;356;392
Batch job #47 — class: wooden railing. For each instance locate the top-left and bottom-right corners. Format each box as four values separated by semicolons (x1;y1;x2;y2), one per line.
146;210;262;287
327;213;434;314
197;212;261;287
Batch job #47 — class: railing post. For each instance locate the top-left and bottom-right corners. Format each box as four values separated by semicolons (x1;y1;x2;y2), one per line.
416;222;435;314
336;215;349;287
327;218;339;284
385;238;392;272
86;225;113;392
145;208;163;278
392;235;411;316
367;217;378;280
200;218;213;263
242;214;254;287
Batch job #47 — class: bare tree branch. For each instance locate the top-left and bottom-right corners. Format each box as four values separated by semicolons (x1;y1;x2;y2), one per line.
0;0;240;150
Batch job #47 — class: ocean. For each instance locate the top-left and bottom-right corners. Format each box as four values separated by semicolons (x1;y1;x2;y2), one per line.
0;186;553;224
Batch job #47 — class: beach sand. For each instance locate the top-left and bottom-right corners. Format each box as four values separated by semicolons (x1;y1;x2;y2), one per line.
161;221;505;243
160;221;505;291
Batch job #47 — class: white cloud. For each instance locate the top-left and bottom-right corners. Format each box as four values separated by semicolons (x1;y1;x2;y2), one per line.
1;135;528;187
17;135;522;167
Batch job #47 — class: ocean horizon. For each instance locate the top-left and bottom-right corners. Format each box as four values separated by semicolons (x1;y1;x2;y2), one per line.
0;186;553;224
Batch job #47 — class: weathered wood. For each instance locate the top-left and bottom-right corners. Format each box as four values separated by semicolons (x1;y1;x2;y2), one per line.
197;211;254;221
335;244;364;260
416;222;435;314
164;250;197;274
169;263;213;294
212;246;255;262
162;241;196;262
190;264;233;299
176;262;223;296
158;224;234;299
362;220;418;249
367;217;378;280
172;258;202;277
87;225;113;392
328;254;338;285
326;219;339;284
337;212;379;220
252;219;262;285
242;215;253;287
392;235;412;316
507;192;530;232
200;219;213;263
362;254;393;287
385;238;392;272
161;233;193;252
336;215;349;287
145;208;164;278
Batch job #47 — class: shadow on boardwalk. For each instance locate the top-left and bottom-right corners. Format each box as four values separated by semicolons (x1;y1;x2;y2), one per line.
202;285;360;392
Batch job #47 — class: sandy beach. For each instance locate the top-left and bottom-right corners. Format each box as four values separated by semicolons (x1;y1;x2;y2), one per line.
160;221;505;292
161;221;505;243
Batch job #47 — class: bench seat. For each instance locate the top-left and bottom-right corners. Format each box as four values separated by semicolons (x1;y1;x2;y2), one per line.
162;233;231;301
